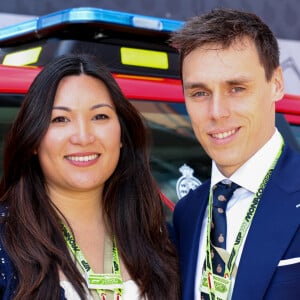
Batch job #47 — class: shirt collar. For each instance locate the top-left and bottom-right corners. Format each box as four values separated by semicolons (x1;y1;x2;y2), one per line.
211;129;284;193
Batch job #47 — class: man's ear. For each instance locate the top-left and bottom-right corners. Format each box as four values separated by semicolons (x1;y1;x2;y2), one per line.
272;66;284;102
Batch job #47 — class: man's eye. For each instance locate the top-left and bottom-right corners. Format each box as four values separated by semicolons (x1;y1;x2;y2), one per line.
192;91;208;97
93;114;108;120
51;116;69;123
232;87;245;93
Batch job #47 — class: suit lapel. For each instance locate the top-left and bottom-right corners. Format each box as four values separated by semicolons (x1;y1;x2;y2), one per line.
182;210;205;299
232;146;300;299
178;182;210;300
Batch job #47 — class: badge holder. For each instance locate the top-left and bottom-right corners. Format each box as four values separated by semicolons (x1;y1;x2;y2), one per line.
201;271;231;300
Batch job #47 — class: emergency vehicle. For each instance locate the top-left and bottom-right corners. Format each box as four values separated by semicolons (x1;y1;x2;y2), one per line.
0;7;299;217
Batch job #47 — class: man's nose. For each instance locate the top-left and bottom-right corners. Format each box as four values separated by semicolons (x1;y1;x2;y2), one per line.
209;93;230;119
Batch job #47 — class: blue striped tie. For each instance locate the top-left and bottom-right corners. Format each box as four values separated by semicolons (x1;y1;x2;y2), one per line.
201;181;239;300
211;181;239;275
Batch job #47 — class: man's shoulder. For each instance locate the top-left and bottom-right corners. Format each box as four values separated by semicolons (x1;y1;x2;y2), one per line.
273;144;300;188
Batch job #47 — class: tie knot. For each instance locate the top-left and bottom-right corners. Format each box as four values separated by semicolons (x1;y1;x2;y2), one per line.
212;181;240;209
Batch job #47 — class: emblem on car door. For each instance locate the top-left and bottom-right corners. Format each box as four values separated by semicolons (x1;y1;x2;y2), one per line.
176;164;202;199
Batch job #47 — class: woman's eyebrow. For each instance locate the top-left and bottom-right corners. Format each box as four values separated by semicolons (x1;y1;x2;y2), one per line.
52;106;71;111
52;103;115;111
90;103;115;110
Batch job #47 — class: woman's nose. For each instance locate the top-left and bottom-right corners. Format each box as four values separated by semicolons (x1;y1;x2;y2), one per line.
69;122;96;145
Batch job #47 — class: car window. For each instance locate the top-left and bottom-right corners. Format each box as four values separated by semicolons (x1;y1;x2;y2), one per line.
0;98;20;174
0;93;210;222
0;94;211;195
1;92;297;223
131;100;211;197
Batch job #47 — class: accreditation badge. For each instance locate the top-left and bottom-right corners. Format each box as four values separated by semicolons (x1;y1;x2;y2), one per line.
201;271;231;300
85;273;123;290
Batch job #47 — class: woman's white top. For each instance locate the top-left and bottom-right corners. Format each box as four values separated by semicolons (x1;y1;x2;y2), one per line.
61;279;145;300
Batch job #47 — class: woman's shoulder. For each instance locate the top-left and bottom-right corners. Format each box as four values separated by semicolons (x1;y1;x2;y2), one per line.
0;204;19;299
0;204;9;239
0;205;8;238
0;205;8;221
0;205;66;299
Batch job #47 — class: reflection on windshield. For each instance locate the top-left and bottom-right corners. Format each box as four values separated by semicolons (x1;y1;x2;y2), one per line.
131;100;212;210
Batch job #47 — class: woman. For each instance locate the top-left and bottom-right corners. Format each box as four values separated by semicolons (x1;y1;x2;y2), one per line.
0;54;180;300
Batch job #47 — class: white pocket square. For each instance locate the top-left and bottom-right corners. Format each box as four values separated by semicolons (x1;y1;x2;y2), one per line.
278;257;300;266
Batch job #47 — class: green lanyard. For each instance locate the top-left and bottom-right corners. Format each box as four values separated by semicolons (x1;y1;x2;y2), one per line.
62;223;123;300
204;139;284;298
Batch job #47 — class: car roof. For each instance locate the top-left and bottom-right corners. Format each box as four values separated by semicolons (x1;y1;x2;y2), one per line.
0;7;183;44
0;7;183;79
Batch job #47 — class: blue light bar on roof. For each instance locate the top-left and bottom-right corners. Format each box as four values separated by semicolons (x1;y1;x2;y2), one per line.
0;7;184;43
0;19;38;42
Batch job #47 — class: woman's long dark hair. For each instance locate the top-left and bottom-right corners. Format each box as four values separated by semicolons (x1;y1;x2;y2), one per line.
0;54;180;299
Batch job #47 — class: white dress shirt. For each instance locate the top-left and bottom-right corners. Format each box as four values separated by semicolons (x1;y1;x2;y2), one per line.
195;129;284;300
61;279;145;299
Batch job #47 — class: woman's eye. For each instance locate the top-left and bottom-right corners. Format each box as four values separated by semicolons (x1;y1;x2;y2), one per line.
51;116;69;123
93;114;108;120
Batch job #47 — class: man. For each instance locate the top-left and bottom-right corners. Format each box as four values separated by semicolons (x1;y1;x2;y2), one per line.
170;8;300;300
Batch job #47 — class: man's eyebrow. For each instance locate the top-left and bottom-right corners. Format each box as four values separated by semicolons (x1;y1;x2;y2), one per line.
183;77;252;90
226;77;251;85
183;82;208;90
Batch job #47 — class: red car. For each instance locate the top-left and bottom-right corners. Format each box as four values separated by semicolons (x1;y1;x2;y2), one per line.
1;64;300;217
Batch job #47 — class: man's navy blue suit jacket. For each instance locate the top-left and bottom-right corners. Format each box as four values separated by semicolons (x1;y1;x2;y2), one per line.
173;144;300;300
